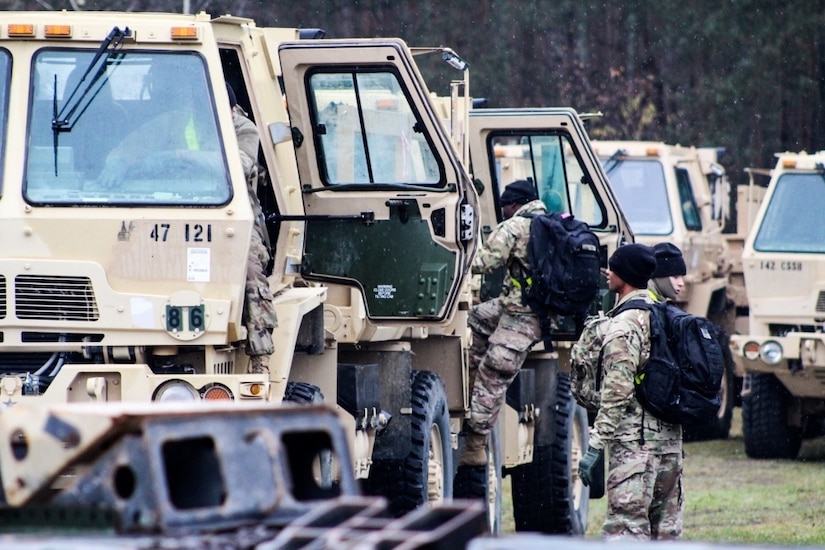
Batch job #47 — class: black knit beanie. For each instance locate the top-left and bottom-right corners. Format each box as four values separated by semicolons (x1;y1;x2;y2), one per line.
608;243;656;289
226;82;238;107
651;242;687;278
500;179;538;205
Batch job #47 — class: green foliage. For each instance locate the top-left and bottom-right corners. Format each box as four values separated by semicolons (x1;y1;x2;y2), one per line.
8;1;825;183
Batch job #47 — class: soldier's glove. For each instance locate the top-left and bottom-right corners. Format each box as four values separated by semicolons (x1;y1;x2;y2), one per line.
578;446;604;487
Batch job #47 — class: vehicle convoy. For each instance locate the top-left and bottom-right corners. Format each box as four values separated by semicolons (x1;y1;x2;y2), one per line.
0;10;634;535
592;140;741;439
729;150;825;460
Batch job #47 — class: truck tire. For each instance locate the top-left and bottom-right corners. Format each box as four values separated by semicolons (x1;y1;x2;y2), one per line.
282;381;334;488
367;370;453;516
510;370;589;535
742;373;802;459
283;381;324;404
684;349;735;441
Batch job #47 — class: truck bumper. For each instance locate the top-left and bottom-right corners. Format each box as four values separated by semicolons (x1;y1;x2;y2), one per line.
731;333;825;399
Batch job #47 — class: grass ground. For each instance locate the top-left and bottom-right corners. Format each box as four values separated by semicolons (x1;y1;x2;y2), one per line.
502;410;825;545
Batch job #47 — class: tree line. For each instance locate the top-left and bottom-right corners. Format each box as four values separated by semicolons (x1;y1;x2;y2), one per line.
5;0;825;185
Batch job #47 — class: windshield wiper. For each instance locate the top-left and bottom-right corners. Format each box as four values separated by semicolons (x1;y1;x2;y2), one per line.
50;25;130;175
603;148;626;176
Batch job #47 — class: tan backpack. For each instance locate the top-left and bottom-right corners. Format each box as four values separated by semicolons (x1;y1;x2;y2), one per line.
570;313;612;411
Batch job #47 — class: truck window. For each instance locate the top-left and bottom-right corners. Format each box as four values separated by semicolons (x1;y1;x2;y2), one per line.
490;133;605;227
0;49;8;196
26;50;231;206
308;70;442;186
676;167;702;231
603;158;673;235
754;173;825;253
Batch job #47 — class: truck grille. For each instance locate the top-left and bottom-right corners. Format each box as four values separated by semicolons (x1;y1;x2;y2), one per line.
817;291;825;313
15;275;99;321
0;275;6;319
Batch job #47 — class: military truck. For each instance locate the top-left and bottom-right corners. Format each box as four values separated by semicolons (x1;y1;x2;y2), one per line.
0;10;481;518
591;141;740;439
729;151;825;460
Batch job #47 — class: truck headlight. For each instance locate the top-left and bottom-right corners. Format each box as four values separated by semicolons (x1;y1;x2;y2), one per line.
201;384;233;401
743;341;761;361
760;341;783;365
154;380;199;402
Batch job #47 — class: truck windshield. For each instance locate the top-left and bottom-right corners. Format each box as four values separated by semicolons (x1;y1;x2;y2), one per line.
491;133;605;227
26;50;231;206
308;70;442;186
0;49;8;195
602;158;673;235
754;173;825;253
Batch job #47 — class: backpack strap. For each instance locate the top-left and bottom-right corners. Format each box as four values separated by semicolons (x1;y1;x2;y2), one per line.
509;212;536;305
609;298;652;445
611;298;651;317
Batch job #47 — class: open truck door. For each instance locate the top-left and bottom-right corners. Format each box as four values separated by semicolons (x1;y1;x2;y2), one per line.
277;38;481;516
278;39;478;329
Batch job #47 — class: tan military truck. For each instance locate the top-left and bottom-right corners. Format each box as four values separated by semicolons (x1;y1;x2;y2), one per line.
730;150;825;459
0;10;481;518
591;141;739;439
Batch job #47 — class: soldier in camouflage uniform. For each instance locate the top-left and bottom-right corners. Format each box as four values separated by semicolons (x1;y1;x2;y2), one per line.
229;84;278;374
578;243;684;540
456;180;546;478
648;242;686;302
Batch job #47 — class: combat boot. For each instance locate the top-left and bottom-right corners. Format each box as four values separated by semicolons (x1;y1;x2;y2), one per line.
458;429;488;467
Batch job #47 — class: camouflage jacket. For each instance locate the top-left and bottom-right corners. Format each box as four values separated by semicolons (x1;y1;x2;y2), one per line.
589;289;682;452
233;107;267;241
472;200;546;313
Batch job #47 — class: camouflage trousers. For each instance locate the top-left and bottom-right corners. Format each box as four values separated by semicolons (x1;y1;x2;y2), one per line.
466;298;541;436
244;226;277;362
602;440;683;540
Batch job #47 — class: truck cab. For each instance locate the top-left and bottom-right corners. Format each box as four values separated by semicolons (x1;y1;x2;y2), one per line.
0;12;273;406
731;150;825;459
591;141;732;319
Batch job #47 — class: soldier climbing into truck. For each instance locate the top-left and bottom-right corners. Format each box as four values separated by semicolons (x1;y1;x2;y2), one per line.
455;180;546;487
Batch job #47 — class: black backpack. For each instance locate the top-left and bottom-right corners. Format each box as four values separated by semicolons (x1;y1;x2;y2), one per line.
615;299;724;425
518;213;601;316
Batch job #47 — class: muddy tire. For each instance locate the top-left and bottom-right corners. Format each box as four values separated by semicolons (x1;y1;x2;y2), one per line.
283;381;324;404
510;371;589;535
367;370;453;516
742;373;801;459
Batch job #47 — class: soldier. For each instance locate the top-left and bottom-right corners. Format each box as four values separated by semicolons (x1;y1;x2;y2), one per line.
455;179;546;486
648;242;686;302
228;83;278;374
578;243;683;540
